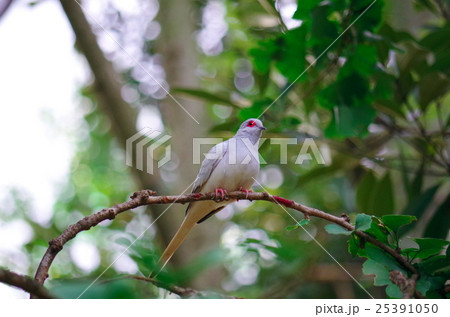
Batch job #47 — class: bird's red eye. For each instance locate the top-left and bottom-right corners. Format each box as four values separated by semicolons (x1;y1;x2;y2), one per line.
247;120;256;127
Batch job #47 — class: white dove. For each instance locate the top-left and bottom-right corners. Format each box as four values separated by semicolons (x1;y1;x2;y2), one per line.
156;118;266;272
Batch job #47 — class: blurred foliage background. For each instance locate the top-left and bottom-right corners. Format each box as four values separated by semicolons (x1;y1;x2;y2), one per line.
0;0;449;299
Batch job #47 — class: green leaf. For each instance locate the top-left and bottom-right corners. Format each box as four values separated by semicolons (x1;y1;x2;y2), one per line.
286;219;310;231
424;193;450;239
385;283;403;299
419;24;450;53
418;72;450;109
372;172;395;215
341;45;378;77
416;274;446;296
348;233;360;257
172;88;241;108
381;215;417;233
292;0;320;20
352;0;384;32
286;225;298;231
275;27;307;82
249;38;278;74
408;161;425;203
416;275;432;295
361;247;405;298
298;218;310;226
414;0;440;13
400;184;440;235
356;171;376;212
365;219;390;244
324;104;376;139
362;259;390;286
325;224;352;235
365;244;404;272
309;3;339;56
419;255;450;276
413;238;449;259
355;214;372;231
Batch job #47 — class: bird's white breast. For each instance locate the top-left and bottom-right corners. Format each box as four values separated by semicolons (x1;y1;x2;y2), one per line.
203;138;260;192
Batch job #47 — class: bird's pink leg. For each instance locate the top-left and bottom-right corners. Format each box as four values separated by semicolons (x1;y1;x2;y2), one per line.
239;187;253;200
215;187;228;201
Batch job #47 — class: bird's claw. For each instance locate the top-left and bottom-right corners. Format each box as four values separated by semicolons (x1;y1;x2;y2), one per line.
239;187;253;200
215;188;228;201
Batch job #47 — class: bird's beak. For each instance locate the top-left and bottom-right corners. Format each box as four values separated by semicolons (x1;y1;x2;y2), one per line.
259;126;266;131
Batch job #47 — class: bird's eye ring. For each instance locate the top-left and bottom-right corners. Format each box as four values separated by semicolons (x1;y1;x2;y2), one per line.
247;120;256;127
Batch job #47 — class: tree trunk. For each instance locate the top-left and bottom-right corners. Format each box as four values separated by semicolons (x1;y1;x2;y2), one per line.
156;0;225;288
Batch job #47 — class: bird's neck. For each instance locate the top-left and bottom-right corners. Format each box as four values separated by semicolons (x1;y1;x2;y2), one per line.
234;131;262;146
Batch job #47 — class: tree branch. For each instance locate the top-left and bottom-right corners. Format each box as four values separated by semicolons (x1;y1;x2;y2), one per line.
34;189;418;291
119;275;238;298
389;271;424;299
0;269;55;299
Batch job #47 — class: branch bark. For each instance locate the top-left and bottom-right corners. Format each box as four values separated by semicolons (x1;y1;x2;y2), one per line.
0;269;55;299
119;275;238;298
389;271;424;299
34;189;417;290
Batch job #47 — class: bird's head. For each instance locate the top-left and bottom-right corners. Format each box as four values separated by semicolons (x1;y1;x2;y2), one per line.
236;118;266;139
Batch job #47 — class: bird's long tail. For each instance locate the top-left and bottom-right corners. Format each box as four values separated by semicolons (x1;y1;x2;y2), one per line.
154;215;196;275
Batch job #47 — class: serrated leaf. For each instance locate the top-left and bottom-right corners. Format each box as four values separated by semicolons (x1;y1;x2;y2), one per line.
381;215;417;233
355;214;372;231
325;224;352;235
362;259;390;286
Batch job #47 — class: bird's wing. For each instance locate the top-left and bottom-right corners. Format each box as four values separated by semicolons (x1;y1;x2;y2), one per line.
191;140;229;194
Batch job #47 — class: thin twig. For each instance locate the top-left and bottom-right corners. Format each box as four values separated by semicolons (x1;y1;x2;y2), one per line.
123;275;238;298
